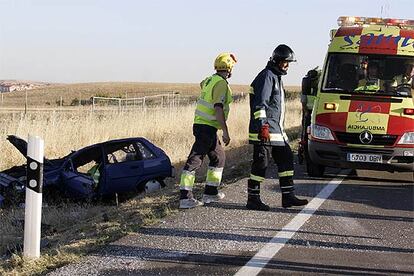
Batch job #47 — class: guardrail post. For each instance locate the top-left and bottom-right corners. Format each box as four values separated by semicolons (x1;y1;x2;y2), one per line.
23;135;44;259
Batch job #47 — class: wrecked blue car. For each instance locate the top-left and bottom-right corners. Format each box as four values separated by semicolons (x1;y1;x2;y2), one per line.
0;136;174;206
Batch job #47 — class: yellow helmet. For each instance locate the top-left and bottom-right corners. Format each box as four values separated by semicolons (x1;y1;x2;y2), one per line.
214;53;237;72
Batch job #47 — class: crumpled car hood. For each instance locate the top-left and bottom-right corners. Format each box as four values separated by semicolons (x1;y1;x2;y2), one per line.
7;135;28;158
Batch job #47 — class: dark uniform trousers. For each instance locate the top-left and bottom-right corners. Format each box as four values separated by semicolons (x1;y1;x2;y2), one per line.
249;142;295;197
184;124;225;171
180;124;225;198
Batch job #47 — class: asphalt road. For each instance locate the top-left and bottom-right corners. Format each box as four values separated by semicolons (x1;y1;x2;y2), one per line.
48;163;414;276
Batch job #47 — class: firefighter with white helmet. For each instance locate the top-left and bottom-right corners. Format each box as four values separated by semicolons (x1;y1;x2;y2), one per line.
179;52;237;209
247;44;308;210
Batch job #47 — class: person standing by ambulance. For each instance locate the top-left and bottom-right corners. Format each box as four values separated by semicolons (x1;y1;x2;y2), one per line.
298;67;320;164
179;53;237;209
247;45;308;211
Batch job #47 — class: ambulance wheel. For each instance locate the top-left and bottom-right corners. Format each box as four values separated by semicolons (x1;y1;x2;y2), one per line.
306;160;325;177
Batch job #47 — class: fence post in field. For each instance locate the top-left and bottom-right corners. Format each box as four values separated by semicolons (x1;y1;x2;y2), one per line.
23;135;44;259
24;90;28;115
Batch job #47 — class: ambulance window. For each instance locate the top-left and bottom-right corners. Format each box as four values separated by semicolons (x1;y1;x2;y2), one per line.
323;54;359;92
323;54;413;97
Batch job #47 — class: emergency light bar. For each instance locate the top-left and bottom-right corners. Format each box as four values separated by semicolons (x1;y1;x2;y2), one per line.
338;16;414;28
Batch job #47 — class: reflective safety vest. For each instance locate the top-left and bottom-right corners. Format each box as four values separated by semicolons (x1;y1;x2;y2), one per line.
355;78;384;92
305;95;316;111
194;74;233;129
391;75;412;87
87;163;100;186
300;93;316;111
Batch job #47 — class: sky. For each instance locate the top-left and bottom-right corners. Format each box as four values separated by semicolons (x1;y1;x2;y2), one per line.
0;0;413;85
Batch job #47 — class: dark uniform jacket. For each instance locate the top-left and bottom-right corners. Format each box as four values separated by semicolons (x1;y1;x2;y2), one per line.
249;65;288;146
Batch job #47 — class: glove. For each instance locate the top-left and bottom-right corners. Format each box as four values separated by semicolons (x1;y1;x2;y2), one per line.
258;124;270;142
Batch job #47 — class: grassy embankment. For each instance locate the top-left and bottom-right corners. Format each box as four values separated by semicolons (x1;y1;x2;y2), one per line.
0;83;302;275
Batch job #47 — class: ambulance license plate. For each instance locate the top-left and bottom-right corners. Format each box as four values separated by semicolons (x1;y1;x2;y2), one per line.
347;153;382;163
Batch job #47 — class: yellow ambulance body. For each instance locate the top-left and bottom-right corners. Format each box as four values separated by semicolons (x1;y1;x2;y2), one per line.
307;16;414;176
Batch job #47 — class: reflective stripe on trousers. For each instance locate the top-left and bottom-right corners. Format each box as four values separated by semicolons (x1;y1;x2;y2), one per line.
180;170;195;191
179;124;225;191
206;166;223;187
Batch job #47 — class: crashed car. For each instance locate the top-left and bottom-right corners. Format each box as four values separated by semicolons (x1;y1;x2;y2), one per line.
0;136;174;206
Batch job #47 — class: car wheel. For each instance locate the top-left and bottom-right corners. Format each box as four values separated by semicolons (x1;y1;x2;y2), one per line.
144;179;165;193
3;181;25;206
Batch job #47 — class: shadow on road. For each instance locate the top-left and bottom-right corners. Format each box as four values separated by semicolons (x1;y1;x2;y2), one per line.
210;201;413;223
93;244;413;276
171;137;413;218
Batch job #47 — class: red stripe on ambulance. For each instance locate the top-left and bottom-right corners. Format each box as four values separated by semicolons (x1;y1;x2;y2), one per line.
359;35;398;55
399;29;414;38
387;116;414;134
315;113;348;132
335;27;363;37
348;101;390;114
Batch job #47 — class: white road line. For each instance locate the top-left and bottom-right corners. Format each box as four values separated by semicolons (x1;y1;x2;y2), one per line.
234;174;346;276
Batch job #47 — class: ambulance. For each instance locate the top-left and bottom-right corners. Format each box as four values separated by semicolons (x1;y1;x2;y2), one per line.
303;16;414;176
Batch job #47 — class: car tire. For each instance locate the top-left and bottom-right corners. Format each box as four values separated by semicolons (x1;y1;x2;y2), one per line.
3;181;25;206
137;179;165;193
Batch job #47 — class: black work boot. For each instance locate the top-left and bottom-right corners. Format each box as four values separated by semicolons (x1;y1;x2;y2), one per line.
246;179;270;211
282;193;308;208
247;196;270;211
280;176;308;208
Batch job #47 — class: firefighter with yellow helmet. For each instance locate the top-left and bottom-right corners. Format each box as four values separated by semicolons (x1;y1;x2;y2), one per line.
179;52;237;209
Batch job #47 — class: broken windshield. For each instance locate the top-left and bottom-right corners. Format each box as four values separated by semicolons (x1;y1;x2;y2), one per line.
322;53;414;97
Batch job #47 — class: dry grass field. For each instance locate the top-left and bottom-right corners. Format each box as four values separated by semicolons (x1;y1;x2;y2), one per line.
0;82;271;108
0;82;302;275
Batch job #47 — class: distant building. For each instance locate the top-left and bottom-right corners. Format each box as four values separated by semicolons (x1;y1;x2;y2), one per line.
0;84;11;92
0;82;37;92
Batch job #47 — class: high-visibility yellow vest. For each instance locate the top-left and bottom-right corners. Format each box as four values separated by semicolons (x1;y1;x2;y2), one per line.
306;95;316;110
356;78;385;91
87;164;100;185
194;74;233;129
391;75;412;87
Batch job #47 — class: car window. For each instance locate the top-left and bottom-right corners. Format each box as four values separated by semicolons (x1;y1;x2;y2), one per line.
135;141;155;160
76;160;99;174
70;147;102;173
106;143;138;164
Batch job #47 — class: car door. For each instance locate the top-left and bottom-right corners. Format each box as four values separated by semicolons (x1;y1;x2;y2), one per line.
102;140;146;195
61;160;95;199
60;145;103;199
